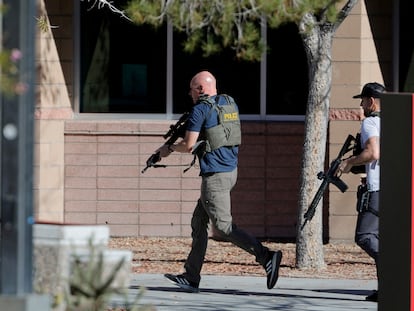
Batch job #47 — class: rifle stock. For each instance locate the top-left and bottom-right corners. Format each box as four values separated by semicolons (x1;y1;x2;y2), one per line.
301;134;357;230
141;112;190;174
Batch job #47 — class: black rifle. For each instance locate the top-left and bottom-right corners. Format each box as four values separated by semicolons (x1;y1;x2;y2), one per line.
141;112;190;174
301;134;358;230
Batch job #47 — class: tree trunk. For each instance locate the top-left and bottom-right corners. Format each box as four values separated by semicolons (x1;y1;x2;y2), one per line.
296;15;334;269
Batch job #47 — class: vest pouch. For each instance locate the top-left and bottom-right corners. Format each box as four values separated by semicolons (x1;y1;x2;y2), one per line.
356;184;369;213
204;122;241;152
205;101;241;152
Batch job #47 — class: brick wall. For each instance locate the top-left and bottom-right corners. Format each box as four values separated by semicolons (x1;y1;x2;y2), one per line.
64;120;304;239
233;122;304;239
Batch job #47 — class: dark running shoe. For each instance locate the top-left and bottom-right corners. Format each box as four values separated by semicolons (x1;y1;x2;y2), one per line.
365;290;378;302
164;273;200;293
265;250;283;289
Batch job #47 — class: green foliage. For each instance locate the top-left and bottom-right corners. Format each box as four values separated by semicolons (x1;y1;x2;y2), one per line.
65;240;153;311
124;0;160;25
0;4;25;97
0;49;23;97
124;0;344;61
37;15;50;33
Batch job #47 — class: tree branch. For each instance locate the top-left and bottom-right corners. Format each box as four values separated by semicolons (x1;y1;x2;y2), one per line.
334;0;358;30
82;0;131;21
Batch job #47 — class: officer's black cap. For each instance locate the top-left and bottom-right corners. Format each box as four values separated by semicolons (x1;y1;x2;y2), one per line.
353;82;386;98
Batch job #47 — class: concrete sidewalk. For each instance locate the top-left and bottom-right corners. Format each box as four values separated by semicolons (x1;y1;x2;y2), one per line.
112;274;378;310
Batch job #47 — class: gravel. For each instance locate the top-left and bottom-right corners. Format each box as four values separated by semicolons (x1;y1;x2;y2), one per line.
109;237;376;280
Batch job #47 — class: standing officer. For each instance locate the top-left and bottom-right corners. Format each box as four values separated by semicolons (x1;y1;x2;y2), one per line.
338;82;385;302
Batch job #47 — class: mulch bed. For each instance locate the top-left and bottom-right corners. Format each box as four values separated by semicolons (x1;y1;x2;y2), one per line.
108;237;376;280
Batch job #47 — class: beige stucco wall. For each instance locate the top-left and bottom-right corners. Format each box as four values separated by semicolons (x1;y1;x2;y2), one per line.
34;0;73;222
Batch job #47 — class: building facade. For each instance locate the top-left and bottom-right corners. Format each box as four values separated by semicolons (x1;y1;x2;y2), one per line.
34;0;409;241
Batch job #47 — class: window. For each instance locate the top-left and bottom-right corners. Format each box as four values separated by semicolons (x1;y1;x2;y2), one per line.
399;1;414;92
79;2;166;113
77;2;307;119
267;24;308;115
172;31;261;115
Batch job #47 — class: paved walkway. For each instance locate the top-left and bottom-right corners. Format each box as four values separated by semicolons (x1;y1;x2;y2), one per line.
111;274;378;311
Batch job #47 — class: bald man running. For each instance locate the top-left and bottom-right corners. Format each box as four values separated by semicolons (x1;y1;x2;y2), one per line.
158;71;283;293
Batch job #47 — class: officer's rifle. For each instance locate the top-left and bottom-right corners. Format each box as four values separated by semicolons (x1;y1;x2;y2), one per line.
301;134;359;230
141;112;189;174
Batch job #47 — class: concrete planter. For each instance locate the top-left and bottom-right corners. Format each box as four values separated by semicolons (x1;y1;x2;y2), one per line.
33;223;131;310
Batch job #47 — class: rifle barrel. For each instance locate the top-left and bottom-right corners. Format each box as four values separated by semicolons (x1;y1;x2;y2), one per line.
304;179;328;220
301;134;356;229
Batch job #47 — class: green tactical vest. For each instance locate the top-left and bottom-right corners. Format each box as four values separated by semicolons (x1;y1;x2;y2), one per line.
200;94;241;153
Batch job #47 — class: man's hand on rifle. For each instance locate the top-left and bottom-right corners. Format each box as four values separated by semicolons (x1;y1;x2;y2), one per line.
337;136;378;177
336;158;353;176
156;144;175;158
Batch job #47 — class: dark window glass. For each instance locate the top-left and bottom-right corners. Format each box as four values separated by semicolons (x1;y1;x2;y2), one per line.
172;32;261;115
80;2;166;113
399;1;414;92
267;23;308;115
80;4;307;116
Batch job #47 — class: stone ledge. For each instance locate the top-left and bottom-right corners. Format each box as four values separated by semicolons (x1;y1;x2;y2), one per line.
33;223;109;246
33;224;131;311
